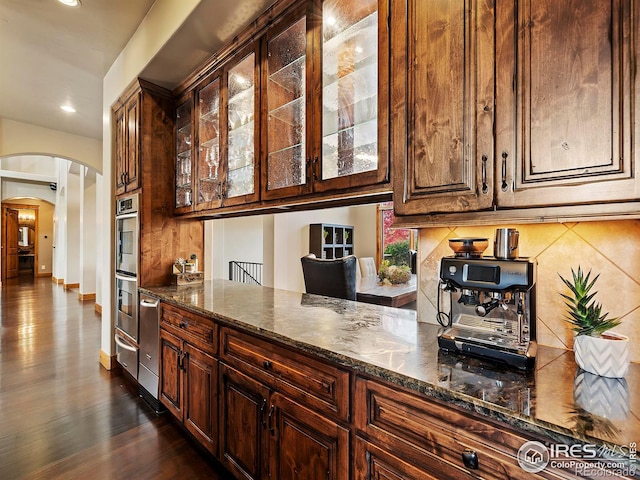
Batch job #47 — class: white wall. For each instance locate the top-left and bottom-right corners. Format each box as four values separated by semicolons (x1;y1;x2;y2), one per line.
0;119;102;172
207;204;379;293
1;179;56;204
100;0;203;361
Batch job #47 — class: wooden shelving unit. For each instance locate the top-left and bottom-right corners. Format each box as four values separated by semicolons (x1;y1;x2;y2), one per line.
309;223;354;259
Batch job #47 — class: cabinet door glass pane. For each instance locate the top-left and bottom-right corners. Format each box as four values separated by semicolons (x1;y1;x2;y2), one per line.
175;100;192;207
322;0;378;180
198;78;222;203
266;17;306;190
227;53;256;198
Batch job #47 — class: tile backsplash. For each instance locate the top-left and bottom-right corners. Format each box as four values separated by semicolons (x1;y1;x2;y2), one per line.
417;220;640;363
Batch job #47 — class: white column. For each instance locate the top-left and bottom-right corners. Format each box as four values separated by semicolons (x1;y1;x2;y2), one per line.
53;159;68;282
79;167;97;297
64;163;81;286
95;173;104;307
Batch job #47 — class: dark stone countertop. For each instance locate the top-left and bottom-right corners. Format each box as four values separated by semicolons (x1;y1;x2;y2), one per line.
141;279;639;456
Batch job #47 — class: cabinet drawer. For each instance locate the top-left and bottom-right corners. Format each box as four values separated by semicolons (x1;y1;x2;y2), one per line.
220;327;349;422
355;377;570;480
161;304;216;354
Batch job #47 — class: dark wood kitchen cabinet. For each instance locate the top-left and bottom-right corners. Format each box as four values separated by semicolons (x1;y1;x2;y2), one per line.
390;0;495;215
159;306;218;456
219;326;350;479
113;90;140;196
112;78;204;287
219;364;349;480
262;0;389;202
392;0;639;218
173;43;261;213
113;79;172;197
353;376;585;480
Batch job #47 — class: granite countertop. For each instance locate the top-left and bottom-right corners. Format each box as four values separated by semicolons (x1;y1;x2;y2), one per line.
141;279;639;453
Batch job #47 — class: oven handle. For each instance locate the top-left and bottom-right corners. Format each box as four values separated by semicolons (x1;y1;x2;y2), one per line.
115;212;138;221
114;334;137;352
115;273;137;282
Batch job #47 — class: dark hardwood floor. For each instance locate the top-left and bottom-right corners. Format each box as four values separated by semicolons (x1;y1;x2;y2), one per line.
0;276;232;480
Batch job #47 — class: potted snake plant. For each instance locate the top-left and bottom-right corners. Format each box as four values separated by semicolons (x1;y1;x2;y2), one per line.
559;267;629;378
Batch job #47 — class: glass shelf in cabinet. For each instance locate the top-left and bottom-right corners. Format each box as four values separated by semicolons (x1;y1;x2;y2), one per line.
228;114;254;133
322;96;377;137
322;12;377;52
323;118;378;149
199;109;220;125
322;128;378;178
177;124;191;135
268;55;305;94
200;137;220;150
268;142;305;158
322;61;377;106
228;86;254;109
268;97;305;126
227;165;255;198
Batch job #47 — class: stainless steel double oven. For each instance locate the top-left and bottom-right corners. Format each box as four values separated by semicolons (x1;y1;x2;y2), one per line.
114;193;139;380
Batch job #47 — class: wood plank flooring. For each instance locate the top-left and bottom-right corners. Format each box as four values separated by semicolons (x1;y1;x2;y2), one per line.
0;276;232;480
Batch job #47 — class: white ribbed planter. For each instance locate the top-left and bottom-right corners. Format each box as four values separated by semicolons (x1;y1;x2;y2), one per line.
574;332;630;378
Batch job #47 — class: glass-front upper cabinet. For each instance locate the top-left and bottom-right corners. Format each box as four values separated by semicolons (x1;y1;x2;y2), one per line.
225;48;259;203
263;11;309;200
174;94;194;214
194;44;260;211
196;73;223;209
262;0;388;201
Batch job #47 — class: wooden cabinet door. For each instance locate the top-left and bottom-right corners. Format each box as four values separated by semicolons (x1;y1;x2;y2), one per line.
310;0;389;194
114;105;127;196
262;7;313;201
174;93;195;214
496;0;637;208
159;329;183;419
125;92;141;192
354;436;442;480
391;0;495;215
222;42;261;208
183;343;218;455
219;363;270;480
269;393;349;480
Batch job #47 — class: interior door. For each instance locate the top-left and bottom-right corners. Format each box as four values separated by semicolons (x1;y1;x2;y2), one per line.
3;208;19;279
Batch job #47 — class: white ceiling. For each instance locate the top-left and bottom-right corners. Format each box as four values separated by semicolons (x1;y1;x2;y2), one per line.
0;0;275;141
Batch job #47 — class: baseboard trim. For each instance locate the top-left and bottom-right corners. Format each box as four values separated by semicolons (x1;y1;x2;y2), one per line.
36;272;52;278
78;292;96;301
95;303;102;314
63;283;80;290
52;276;64;284
99;349;117;370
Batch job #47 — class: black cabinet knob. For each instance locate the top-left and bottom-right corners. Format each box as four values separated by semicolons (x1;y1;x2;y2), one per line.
462;449;479;469
263;360;272;369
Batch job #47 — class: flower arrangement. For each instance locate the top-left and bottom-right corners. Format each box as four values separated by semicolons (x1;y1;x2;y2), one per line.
378;260;412;285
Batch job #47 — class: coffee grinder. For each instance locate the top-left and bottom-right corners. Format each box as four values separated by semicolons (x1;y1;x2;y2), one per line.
436;231;537;370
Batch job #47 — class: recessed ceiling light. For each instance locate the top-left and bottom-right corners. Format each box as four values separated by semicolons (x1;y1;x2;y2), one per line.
58;0;81;7
60;105;76;113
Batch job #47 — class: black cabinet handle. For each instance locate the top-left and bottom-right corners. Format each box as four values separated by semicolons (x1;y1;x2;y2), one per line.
313;156;319;181
263;360;272;370
481;155;488;194
179;321;188;329
260;398;268;429
462;449;479;469
268;405;275;435
501;151;509;191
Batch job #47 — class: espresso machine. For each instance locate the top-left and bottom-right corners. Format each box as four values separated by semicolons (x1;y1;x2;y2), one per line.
436;230;537;370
